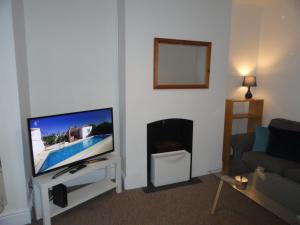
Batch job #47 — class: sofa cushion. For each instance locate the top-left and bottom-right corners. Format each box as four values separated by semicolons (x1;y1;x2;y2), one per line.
253;126;269;152
266;126;300;163
284;168;300;184
269;118;300;132
242;151;300;175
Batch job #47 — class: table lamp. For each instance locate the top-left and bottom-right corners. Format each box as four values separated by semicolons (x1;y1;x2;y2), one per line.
242;75;257;99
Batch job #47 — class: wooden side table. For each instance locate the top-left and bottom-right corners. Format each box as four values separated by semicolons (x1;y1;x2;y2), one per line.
222;99;263;171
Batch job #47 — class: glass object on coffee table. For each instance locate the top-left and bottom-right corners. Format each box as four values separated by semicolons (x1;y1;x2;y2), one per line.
211;167;300;225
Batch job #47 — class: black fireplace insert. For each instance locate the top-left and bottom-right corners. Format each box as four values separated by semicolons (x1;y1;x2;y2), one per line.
147;118;193;186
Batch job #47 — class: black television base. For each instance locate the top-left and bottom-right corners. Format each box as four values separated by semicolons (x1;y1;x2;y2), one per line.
51;157;109;179
52;163;87;179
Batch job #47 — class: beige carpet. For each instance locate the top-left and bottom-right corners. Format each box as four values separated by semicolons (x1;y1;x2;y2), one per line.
30;175;287;225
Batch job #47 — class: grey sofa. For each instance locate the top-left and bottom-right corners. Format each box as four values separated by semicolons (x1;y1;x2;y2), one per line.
231;118;300;184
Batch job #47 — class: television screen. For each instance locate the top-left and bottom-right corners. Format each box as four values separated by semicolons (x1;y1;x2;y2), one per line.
28;108;114;176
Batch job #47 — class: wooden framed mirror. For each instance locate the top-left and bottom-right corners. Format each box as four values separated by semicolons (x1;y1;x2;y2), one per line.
153;38;212;89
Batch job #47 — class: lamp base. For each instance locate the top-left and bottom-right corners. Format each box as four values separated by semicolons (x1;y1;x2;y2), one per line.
245;87;253;99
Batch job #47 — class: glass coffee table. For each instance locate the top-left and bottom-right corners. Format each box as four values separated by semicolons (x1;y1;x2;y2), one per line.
211;168;300;225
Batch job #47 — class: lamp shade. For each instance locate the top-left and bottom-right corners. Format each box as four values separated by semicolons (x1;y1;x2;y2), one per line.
242;76;257;87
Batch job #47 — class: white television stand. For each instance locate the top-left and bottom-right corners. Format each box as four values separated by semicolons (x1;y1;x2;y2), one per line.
32;153;122;225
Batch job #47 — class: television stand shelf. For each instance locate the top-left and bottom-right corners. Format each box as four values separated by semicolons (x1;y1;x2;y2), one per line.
32;153;122;225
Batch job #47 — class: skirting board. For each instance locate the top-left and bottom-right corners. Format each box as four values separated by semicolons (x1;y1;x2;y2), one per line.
0;207;31;225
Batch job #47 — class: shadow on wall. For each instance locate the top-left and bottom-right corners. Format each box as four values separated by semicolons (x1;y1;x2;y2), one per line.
0;158;7;213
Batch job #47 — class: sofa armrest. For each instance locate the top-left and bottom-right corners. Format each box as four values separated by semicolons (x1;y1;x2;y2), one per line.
231;133;255;160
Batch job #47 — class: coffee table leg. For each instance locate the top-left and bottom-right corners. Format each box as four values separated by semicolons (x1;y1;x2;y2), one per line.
211;180;223;214
295;215;300;224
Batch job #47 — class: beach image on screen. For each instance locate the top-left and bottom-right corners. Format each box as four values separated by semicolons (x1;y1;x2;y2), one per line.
29;109;113;174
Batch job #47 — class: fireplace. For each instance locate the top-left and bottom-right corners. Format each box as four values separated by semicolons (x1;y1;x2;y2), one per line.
147;118;193;186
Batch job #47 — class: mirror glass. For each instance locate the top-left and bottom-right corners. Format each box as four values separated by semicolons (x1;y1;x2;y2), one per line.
154;38;212;89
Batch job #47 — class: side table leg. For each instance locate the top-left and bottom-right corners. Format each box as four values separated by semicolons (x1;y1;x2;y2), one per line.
115;161;122;193
105;166;110;179
41;186;51;225
211;180;223;214
33;183;42;220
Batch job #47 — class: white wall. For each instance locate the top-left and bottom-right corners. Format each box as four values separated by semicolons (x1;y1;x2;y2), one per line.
0;0;31;224
11;0;32;204
24;0;119;117
227;0;263;99
117;0;127;176
256;0;300;124
123;0;232;189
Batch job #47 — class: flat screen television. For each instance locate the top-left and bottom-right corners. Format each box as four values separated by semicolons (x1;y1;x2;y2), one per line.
27;108;114;177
